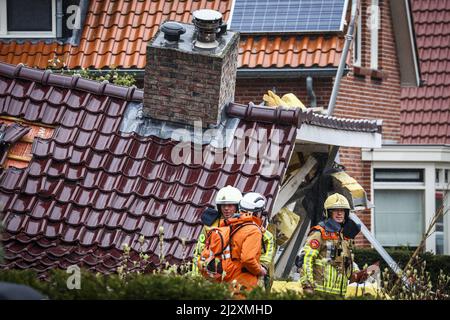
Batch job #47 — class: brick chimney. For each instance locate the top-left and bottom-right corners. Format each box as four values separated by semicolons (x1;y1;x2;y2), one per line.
144;10;239;128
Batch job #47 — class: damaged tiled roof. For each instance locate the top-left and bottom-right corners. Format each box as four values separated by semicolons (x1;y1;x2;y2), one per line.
0;0;343;70
0;62;298;274
0;119;55;169
0;61;381;274
400;0;450;144
0;122;30;168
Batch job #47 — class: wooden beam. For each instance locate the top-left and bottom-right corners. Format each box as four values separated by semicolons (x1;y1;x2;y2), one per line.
271;156;317;217
0;116;56;129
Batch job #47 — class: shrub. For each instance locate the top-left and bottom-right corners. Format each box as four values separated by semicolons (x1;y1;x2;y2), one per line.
354;248;450;299
0;269;233;300
46;56;136;87
354;248;450;284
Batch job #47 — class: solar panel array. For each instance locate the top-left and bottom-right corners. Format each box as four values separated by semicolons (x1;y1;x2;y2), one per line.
230;0;348;33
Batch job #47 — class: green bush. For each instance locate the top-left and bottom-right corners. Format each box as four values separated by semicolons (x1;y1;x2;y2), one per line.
46;56;137;87
0;268;375;300
0;269;234;300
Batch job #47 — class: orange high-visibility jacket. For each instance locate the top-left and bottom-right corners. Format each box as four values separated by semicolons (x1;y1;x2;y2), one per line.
219;214;263;290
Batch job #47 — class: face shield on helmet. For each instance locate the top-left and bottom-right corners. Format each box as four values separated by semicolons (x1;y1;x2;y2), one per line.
323;193;351;222
215;185;242;218
239;192;267;218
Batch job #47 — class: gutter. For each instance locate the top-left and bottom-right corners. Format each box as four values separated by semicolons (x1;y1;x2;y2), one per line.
54;67;348;83
237;67;348;79
56;0;63;38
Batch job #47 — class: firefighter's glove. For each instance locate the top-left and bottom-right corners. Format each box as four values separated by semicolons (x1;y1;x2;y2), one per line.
201;207;220;226
303;286;315;295
350;270;369;284
259;265;268;277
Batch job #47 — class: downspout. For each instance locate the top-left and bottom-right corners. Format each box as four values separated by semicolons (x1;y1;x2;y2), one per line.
327;0;359;116
306;76;317;109
326;0;359;167
56;0;63;38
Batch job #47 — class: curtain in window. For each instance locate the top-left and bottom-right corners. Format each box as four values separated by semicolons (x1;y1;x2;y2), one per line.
374;190;423;246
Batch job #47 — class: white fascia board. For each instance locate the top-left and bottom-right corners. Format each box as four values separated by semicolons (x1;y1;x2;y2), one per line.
404;0;421;86
296;124;382;148
362;145;450;162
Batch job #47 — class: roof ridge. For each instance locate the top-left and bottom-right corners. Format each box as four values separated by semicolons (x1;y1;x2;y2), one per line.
227;102;381;132
0;62;144;102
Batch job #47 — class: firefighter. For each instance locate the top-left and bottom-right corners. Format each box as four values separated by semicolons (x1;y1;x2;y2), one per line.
217;208;265;291
239;192;276;292
191;185;242;274
298;193;360;296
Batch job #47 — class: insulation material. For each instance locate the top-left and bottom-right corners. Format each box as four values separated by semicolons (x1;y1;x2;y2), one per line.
272;207;301;246
331;171;369;209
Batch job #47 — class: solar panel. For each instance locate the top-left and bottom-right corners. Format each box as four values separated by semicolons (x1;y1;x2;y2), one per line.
229;0;348;33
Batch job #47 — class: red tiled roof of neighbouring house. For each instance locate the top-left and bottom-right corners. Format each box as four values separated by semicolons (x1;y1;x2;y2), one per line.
400;0;450;144
0;0;343;70
0;62;379;274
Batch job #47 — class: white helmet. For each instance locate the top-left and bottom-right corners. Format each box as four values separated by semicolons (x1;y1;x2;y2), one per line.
215;185;242;206
240;192;266;215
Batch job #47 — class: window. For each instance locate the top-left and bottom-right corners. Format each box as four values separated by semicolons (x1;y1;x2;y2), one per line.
374;190;424;246
435;192;444;254
369;0;380;70
0;0;56;38
373;168;425;247
374;169;424;182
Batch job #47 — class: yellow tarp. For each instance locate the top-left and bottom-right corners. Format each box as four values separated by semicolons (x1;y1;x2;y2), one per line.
271;280;390;299
272;207;300;246
263;91;307;110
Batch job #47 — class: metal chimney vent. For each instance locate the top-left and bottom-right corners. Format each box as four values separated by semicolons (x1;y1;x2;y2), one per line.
161;21;186;42
192;9;226;49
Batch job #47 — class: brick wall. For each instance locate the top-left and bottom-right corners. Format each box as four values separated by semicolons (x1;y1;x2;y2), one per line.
235;77;333;107
333;0;402;246
144;29;239;128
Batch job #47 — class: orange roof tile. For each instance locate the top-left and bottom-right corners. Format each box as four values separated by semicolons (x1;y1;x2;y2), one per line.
0;117;54;168
400;0;450;144
0;0;342;70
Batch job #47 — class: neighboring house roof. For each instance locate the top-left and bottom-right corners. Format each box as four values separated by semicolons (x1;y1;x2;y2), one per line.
0;62;379;274
0;0;342;71
400;0;450;144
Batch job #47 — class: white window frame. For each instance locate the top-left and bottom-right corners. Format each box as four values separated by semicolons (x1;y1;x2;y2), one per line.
372;165;426;247
435;167;450;254
364;145;450;254
353;6;362;67
0;0;56;38
369;0;380;70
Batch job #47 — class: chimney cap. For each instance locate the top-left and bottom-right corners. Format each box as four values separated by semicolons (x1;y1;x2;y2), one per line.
161;21;186;42
192;9;222;23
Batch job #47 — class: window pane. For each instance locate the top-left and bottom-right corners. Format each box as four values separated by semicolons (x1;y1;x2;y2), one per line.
374;169;423;182
7;0;52;32
435;192;445;254
374;190;423;246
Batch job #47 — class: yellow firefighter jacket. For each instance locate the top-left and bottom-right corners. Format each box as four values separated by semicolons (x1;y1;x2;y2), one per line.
299;220;357;296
